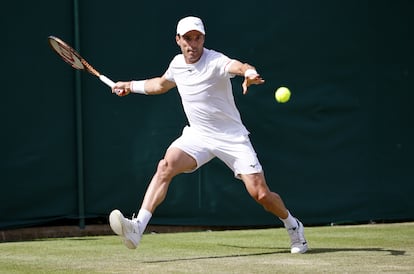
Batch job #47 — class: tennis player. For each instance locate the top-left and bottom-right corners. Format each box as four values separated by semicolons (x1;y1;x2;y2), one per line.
110;16;308;254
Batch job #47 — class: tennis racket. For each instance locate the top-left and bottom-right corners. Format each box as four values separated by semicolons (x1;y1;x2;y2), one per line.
48;35;115;88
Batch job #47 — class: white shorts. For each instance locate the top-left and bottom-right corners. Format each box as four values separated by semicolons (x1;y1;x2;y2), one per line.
169;126;263;179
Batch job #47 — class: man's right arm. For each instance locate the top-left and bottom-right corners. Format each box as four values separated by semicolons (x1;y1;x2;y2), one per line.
112;75;176;96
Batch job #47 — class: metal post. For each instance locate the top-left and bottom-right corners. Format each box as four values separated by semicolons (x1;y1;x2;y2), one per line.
73;0;85;229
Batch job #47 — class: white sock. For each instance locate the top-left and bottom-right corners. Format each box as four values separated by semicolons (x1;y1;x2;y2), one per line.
280;211;298;229
136;208;152;233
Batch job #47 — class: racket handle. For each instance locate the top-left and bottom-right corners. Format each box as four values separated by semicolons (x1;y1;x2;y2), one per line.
99;75;115;88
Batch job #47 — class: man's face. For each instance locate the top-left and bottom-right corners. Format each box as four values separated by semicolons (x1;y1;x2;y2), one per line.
176;30;205;64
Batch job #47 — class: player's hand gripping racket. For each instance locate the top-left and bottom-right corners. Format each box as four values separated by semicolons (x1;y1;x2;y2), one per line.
48;35;116;90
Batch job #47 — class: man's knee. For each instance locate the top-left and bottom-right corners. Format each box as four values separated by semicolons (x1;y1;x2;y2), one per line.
246;182;269;202
156;159;173;181
158;159;168;170
255;188;274;203
244;176;279;204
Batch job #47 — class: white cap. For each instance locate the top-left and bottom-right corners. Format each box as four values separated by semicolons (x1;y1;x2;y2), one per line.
176;16;205;35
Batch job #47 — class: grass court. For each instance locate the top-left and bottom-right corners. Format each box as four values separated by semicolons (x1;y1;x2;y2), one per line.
1;222;413;273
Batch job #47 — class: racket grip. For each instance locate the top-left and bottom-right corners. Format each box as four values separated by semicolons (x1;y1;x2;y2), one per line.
99;75;115;88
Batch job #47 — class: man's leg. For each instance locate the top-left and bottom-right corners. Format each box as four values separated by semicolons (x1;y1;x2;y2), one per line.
240;172;308;254
140;147;197;212
109;147;197;249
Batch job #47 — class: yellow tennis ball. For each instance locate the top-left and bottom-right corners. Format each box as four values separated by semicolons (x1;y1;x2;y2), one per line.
275;87;291;103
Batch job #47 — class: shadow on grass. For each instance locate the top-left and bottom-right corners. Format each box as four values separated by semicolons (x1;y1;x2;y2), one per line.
144;249;289;263
220;244;405;256
222;244;406;256
34;237;104;242
307;247;406;256
144;245;405;263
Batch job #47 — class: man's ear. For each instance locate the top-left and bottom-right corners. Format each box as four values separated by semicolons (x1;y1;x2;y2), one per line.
175;34;180;45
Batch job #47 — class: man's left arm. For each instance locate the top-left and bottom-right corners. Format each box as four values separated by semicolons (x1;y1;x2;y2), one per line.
227;60;265;94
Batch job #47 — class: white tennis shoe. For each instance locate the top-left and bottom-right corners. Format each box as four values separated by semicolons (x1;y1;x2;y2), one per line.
109;209;142;249
287;219;308;254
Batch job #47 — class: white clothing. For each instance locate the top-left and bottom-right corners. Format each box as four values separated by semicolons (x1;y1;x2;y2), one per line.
169;126;262;178
164;48;249;137
163;48;262;177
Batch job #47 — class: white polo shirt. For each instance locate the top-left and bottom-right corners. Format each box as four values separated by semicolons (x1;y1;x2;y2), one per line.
164;48;249;137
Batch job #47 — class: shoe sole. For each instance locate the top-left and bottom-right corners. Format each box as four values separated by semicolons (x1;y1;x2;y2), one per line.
109;209;139;249
109;209;124;236
291;245;308;254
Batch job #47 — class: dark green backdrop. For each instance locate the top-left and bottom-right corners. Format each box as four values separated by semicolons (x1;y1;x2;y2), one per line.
1;0;413;229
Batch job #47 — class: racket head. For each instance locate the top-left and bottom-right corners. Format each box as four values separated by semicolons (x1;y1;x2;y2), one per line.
48;36;84;70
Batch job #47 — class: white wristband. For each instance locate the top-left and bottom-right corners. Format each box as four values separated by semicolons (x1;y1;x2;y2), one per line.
244;69;258;77
131;80;147;94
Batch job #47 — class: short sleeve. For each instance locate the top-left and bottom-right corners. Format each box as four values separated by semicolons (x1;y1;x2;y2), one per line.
214;51;235;78
163;60;175;83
